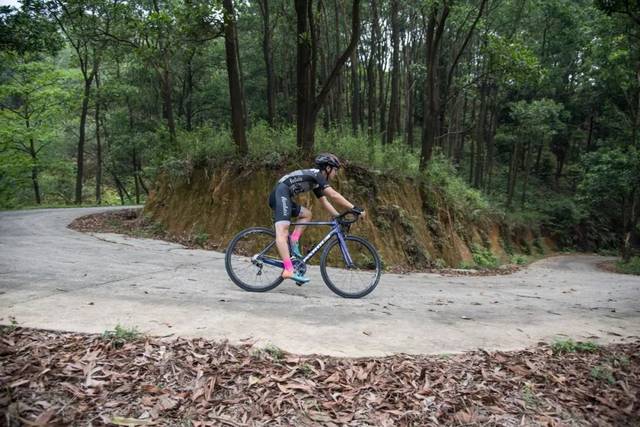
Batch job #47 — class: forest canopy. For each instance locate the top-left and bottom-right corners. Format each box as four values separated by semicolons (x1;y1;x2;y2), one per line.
0;0;638;258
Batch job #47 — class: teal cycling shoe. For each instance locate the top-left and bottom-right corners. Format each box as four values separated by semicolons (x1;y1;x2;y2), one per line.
282;270;310;284
290;241;303;259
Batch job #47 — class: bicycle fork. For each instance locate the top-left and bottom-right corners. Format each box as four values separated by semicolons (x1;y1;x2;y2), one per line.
336;232;355;268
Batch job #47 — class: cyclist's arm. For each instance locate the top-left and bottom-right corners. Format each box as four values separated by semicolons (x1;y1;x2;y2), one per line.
318;196;341;217
322;187;354;210
322;187;367;219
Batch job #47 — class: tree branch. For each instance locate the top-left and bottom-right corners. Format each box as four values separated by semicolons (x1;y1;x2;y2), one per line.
312;0;361;117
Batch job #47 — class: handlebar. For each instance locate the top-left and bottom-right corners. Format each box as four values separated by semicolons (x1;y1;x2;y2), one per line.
335;209;362;225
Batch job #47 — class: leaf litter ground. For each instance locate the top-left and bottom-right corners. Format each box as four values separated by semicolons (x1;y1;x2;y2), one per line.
1;328;638;426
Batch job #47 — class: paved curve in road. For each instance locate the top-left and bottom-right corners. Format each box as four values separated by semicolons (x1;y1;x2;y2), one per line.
1;207;639;357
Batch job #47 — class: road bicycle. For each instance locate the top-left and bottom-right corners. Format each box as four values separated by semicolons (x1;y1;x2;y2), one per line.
224;211;381;298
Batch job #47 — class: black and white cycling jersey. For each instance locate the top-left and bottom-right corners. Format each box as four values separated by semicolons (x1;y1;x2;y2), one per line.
277;168;329;198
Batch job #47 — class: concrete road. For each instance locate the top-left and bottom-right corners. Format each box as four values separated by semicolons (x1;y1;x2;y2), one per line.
1;207;639;357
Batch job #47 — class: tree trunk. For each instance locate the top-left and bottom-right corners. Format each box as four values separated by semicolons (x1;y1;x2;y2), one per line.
485;99;498;191
111;169;130;205
185;50;195;131
295;0;315;152
386;0;401;145
474;79;489;188
366;37;376;137
24;116;41;205
223;0;248;155
351;47;360;135
95;74;102;204
521;141;531;208
75;77;93;204
133;148;140;204
586;113;594;151
373;0;385;142
258;0;276;126
159;63;177;145
506;142;520;209
420;4;449;170
29;137;41;205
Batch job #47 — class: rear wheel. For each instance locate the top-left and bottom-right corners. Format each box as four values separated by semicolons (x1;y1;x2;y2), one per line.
225;227;284;292
320;236;381;298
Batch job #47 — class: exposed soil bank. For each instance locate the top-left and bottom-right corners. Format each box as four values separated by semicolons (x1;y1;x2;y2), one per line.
144;165;553;269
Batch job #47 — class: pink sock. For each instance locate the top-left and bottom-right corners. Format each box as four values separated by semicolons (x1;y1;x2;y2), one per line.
290;230;302;242
283;258;293;272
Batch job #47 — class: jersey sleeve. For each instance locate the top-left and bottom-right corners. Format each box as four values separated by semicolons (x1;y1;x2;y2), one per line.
313;171;329;198
313;187;325;198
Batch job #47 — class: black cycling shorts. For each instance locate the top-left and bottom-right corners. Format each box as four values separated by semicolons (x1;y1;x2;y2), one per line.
268;183;301;223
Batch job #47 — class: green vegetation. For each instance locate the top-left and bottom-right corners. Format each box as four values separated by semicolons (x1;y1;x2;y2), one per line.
551;339;599;355
470;244;500;269
590;365;616;384
457;244;501;270
102;324;142;348
0;0;637;258
193;231;209;247
510;254;528;265
263;344;285;361
298;363;315;377
0;316;18;334
521;384;540;408
615;257;640;275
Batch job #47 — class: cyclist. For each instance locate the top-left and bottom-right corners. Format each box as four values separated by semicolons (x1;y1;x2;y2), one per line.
268;153;365;283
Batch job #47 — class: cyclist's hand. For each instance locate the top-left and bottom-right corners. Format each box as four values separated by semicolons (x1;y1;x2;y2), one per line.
351;206;366;220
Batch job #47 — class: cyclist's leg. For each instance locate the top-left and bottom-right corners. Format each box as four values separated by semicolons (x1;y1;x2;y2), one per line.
290;206;311;258
272;186;308;282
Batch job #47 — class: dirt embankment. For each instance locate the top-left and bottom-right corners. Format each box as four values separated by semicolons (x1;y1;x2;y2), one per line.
144;165;552;269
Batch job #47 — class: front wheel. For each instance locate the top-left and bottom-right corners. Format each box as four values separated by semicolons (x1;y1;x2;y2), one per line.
225;227;284;292
320;235;381;298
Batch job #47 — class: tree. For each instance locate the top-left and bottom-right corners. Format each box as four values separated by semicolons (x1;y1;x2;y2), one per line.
294;0;361;155
257;0;276;126
0;57;73;204
503;99;566;208
45;0;113;204
222;0;247;154
579;146;640;261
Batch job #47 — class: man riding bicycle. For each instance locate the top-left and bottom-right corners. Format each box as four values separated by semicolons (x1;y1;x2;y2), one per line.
268;153;365;283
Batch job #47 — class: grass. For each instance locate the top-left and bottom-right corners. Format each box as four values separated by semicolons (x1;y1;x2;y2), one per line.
590;365;616;384
0;316;18;334
194;231;209;247
102;324;142;348
551;338;599;355
298;363;314;377
264;344;285;361
521;383;540;408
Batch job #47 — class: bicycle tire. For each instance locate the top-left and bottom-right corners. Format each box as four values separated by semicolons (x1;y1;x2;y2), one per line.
225;227;284;292
320;235;381;298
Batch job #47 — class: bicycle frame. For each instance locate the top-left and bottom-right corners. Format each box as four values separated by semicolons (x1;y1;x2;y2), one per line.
257;219;354;269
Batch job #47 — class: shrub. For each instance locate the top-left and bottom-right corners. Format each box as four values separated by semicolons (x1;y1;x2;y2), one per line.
510;254;528;265
616;256;640;275
424;153;490;221
471;244;499;269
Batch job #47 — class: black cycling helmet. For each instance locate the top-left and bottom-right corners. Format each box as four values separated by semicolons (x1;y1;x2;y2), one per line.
314;153;341;169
